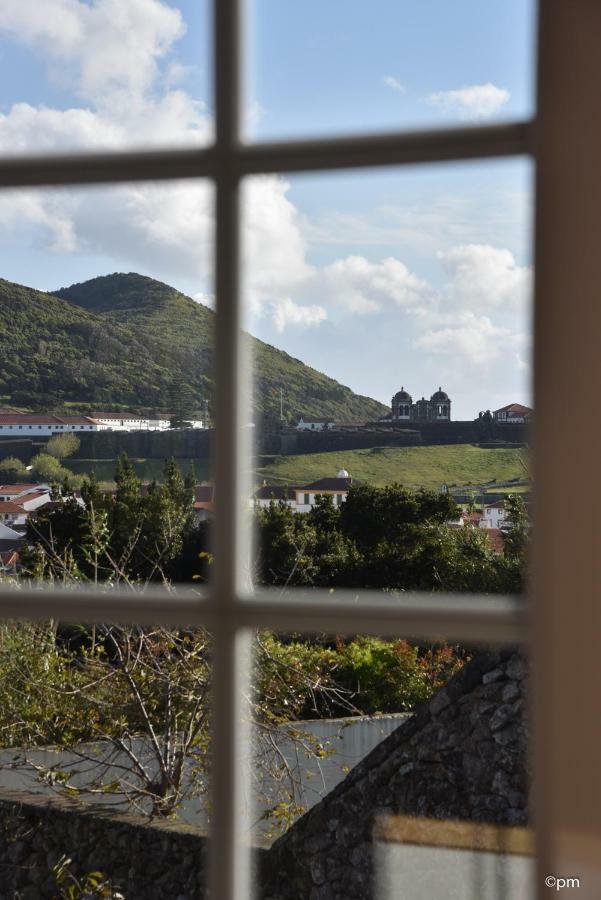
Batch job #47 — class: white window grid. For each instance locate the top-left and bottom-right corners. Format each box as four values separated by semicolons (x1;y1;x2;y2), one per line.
2;1;593;898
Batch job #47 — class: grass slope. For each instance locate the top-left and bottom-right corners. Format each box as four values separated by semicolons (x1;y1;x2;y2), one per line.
256;444;529;490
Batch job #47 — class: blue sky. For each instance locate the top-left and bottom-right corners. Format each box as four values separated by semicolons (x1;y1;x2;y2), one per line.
0;0;536;418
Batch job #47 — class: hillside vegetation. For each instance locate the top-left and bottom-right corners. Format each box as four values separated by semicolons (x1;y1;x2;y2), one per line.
0;273;386;422
256;444;529;490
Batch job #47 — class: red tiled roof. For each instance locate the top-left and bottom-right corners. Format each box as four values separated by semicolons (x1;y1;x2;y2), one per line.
0;414;95;425
494;403;532;415
92;411;165;420
0;484;42;494
0;501;26;513
0;550;19;567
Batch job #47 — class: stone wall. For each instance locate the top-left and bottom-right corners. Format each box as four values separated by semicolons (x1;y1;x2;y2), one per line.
262;650;529;900
0;790;212;898
0;651;528;899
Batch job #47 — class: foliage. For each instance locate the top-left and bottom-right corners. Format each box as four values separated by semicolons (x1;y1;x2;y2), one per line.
46;432;81;460
53;856;124;899
0;455;27;482
255;484;522;593
332;638;464;714
0;274;386;422
25;454;190;582
30;452;71;482
501;494;529;591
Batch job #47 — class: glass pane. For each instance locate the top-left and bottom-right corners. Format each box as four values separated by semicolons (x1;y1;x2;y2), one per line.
245;159;532;598
0;0;212;154
0;178;214;587
245;0;536;142
0;178;217;890
250;631;533;900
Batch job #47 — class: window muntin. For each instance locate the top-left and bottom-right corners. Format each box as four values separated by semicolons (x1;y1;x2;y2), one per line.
0;0;568;898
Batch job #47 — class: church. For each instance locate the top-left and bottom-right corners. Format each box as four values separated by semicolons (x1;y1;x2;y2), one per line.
390;386;452;422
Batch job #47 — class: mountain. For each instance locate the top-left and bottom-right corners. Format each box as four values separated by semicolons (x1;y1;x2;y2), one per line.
0;273;387;423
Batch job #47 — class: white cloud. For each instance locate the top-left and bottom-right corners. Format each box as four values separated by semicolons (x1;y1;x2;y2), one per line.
271;298;327;333
0;0;185;107
320;255;434;315
425;83;510;121
243;177;314;295
383;75;406;94
414;313;513;365
438;244;531;313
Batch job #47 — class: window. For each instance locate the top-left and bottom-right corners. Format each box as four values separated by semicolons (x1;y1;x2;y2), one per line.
304;493;310;505
1;3;599;898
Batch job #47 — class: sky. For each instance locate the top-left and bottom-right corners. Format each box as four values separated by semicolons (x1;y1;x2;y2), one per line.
0;0;536;419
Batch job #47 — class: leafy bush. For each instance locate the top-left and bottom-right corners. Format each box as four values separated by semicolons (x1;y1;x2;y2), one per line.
0;455;27;482
46;432;80;460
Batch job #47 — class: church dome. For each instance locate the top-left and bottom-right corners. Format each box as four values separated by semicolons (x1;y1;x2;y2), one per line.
431;386;449;402
337;469;350;478
393;386;412;402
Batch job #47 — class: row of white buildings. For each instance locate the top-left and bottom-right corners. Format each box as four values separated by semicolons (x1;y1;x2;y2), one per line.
0;410;205;436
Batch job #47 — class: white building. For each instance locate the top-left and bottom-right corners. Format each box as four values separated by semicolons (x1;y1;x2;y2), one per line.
253;484;299;510
493;403;533;424
92;412;205;431
254;470;355;513
296;417;336;431
0;413;98;436
479;500;508;530
0;483;52;527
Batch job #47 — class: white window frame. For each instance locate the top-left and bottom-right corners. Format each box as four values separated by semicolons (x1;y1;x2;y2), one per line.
1;2;599;898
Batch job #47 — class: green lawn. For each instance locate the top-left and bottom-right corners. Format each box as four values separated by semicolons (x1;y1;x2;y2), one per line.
256;444;529;491
68;457;212;484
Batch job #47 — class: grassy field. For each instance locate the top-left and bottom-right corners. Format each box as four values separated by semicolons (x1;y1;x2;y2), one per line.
256;444;529;491
68;457;212;485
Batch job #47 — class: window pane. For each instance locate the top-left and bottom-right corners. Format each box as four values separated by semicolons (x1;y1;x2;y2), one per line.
250;631;533;899
0;0;212;154
245;0;536;142
245;160;532;599
0;178;214;587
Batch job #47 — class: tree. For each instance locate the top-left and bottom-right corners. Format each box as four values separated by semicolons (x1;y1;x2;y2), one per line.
168;375;196;429
0;456;27;483
30;452;68;481
46;432;80;460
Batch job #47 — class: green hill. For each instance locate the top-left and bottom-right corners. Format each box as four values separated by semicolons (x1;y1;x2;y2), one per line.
0;273;387;422
256;444;530;490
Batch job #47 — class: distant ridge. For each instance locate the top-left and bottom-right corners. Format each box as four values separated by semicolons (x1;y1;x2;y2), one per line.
0;273;387;422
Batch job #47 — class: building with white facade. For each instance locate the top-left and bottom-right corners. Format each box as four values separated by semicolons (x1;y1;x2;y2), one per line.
0;413;98;436
253;470;355;513
91;412;205;431
296;417;336;431
479;500;508;530
493;403;533;424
